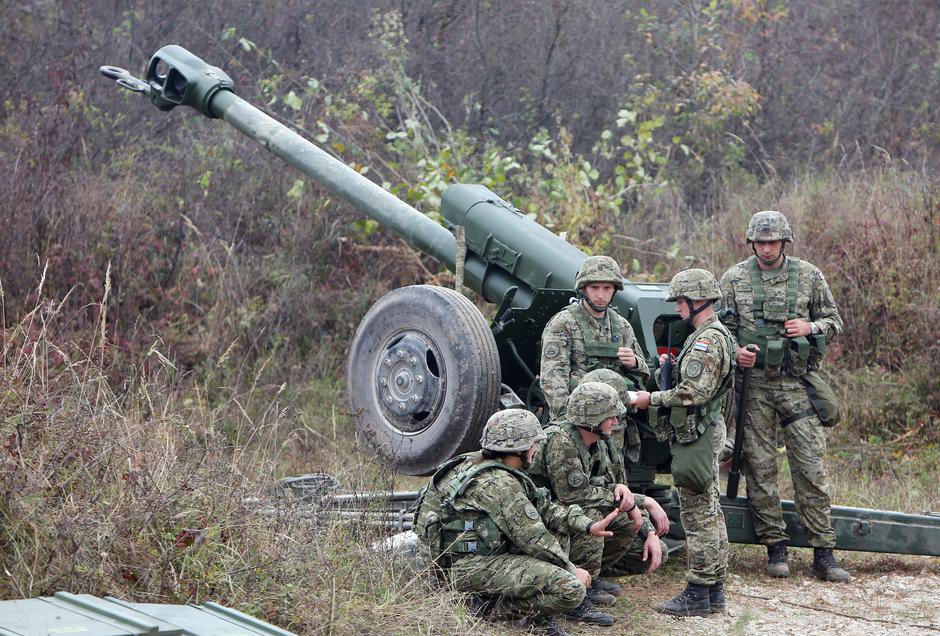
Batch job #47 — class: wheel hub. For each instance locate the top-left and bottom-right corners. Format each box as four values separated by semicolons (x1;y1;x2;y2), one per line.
375;333;442;432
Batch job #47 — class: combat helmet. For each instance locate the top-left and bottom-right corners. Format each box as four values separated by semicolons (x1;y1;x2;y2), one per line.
580;369;630;430
746;210;793;243
666;269;721;302
566;382;626;434
479;409;546;453
574;256;625;291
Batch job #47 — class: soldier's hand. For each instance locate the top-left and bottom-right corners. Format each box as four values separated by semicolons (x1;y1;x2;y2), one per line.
642;534;663;573
657;352;675;366
631;391;652;410
589;509;619;538
617;346;636;368
736;345;759;368
613;483;635;512
575;567;592;589
644;498;670;536
784;318;811;338
627;504;643;532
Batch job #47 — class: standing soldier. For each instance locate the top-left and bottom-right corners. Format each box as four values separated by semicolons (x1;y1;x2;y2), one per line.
718;211;850;582
416;409;619;636
632;269;734;616
540;256;649;420
527;379;670;609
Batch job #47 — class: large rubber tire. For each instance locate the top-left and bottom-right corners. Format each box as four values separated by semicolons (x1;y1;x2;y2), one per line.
347;285;501;475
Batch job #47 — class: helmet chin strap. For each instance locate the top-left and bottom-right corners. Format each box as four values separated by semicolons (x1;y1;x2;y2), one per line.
683;297;712;324
576;424;611;441
577;290;608;316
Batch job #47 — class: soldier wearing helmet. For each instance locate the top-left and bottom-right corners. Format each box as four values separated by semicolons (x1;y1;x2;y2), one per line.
421;409;619;635
540;255;649;420
719;211;849;583
528;382;665;612
632;268;734;617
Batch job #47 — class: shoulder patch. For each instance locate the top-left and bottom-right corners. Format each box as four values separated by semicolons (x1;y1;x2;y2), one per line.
543;342;561;359
567;469;586;488
524;502;540;520
685;359;704;379
693;339;710;351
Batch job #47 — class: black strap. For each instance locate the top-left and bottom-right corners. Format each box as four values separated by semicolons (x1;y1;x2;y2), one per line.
780;407;815;427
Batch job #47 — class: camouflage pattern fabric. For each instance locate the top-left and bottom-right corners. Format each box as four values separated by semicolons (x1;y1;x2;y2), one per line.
582;368;643;463
443;458;593;618
746;210;793;242
480;408;546;452
574;255;625;290
527;421;652;576
601;532;670;576
540;304;649;419
677;423;729;586
719;255;843;547
649;315;732;586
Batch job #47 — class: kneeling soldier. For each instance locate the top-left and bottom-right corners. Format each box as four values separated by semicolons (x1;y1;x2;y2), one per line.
416;409;618;636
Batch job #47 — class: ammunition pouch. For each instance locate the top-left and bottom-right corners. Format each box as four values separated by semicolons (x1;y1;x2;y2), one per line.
670;422;715;493
801;370;841;427
669;406;698;444
739;329;827;376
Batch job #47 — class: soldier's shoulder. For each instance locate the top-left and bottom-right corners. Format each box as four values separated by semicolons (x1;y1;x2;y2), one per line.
544;307;577;331
794;257;825;277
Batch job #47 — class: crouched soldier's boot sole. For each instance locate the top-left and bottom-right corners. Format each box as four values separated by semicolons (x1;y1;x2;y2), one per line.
812;548;851;583
514;616;572;636
563;599;615;626
654;583;711;617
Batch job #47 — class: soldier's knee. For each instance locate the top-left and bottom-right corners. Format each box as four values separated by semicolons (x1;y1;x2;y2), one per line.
556;575;587;611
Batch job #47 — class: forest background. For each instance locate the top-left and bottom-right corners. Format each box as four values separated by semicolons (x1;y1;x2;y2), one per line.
0;1;938;634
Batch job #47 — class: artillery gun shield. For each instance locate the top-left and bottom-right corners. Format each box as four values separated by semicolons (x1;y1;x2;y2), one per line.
348;285;500;474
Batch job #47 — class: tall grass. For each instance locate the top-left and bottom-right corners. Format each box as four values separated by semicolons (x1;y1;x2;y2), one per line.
0;282;476;635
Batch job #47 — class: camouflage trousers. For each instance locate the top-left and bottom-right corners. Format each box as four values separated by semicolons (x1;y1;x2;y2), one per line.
569;508;669;576
449;553;585;619
677;423;728;586
741;380;836;547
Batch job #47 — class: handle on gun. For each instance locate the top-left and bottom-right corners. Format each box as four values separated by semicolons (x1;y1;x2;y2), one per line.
725;345;756;499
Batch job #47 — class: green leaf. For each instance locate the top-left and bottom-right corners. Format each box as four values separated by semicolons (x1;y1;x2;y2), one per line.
283;91;302;111
286;179;305;200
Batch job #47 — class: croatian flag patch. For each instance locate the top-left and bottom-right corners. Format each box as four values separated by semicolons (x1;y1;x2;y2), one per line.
693;339;710;351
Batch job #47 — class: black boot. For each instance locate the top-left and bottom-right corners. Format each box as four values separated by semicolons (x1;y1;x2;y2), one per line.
592;577;622;597
812;548;851;582
586;580;617;606
654;583;711;617
563;598;615;626
708;581;725;613
766;541;790;578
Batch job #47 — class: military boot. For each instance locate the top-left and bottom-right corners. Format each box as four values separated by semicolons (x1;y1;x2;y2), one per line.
529;616;573;636
563;599;615;626
708;581;725;613
654;583;711;617
812;548;851;582
592;577;622;597
586;580;617;606
766;541;790;578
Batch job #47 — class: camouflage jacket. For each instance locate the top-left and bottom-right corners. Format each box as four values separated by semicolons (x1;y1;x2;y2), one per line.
719;255;843;384
527;422;649;514
540;303;649;419
650;316;734;441
450;456;593;574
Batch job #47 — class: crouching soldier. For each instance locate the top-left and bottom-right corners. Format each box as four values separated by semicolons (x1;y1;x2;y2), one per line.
528;381;670;613
415;409;619;636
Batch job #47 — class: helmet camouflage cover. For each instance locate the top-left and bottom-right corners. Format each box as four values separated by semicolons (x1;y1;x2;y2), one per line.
746;210;793;243
574;255;624;291
666;268;721;302
579;369;629;429
566;381;626;430
480;408;546;452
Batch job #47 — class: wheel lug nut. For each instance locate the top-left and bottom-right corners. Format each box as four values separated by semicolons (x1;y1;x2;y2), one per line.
379;378;387;387
409;357;417;366
383;396;392;405
398;402;406;411
416;375;423;383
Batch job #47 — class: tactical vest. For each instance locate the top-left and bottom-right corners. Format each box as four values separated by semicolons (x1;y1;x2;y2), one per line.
564;304;641;391
736;256;826;376
414;455;540;563
666;320;735;443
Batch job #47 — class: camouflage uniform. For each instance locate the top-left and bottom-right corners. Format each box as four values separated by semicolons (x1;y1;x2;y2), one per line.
528;381;664;578
719;214;844;549
540;256;650;420
431;409;593;620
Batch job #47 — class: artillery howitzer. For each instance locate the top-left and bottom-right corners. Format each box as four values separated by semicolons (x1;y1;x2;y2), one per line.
101;46;940;557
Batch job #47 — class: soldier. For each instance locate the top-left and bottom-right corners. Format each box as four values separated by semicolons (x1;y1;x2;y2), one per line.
421;409;619;636
718;211;850;582
540;255;649;420
527;379;670;608
632;269;734;616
